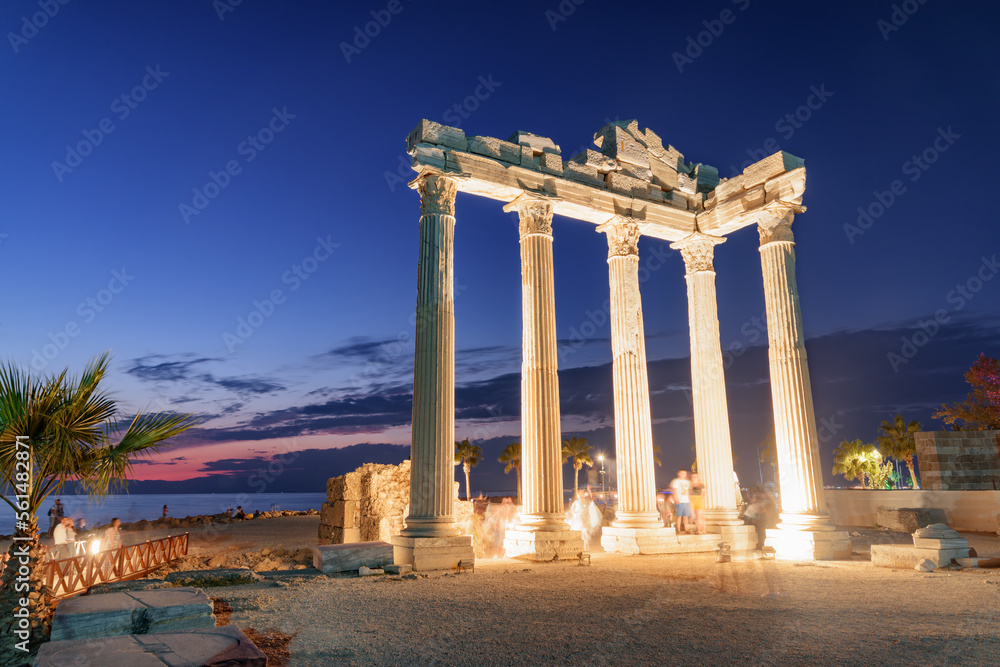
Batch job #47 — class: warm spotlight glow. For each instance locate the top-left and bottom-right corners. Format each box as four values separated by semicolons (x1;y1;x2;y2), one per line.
89;539;101;555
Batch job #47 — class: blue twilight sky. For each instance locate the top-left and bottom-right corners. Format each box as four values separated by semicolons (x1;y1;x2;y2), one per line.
2;0;999;493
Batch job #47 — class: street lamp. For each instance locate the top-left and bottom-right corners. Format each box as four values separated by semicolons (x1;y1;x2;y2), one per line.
598;454;606;502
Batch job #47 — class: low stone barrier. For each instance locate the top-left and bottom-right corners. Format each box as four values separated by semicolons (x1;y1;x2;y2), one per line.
825;489;1000;533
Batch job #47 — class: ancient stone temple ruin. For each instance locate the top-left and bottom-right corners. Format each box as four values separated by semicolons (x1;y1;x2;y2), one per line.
392;118;851;569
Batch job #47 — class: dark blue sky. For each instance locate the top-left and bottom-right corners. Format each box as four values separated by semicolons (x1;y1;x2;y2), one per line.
3;0;999;493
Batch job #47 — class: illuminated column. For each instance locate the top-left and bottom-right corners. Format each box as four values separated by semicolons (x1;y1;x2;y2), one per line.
758;209;850;560
598;217;672;553
669;233;741;529
502;195;582;560
392;172;474;569
506;196;568;529
401;172;460;538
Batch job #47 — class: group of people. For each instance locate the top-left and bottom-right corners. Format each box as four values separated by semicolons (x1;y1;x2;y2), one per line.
660;470;779;549
662;469;707;534
46;499;123;560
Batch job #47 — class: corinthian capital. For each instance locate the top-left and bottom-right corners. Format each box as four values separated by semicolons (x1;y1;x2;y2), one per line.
503;194;554;239
597;217;641;259
757;208;796;246
413;173;458;217
669;233;726;274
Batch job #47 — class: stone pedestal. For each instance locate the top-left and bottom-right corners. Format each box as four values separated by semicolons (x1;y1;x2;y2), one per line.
50;587;215;642
312;541;394;574
871;544;970;569
503;529;584;561
601;526;677;555
503;195;572;545
709;524;757;552
390;534;474;571
403;173;462;540
670;233;741;528
765;525;852;561
597;217;664;543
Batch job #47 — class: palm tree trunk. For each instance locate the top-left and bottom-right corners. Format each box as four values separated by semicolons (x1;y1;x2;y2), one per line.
905;455;920;489
573;462;581;498
515;466;521;505
0;518;55;665
464;462;471;501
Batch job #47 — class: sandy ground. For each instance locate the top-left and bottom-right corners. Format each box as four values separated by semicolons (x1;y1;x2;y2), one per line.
9;517;1000;665
150;517;1000;666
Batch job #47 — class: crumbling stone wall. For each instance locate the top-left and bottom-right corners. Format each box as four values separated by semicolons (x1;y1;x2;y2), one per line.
915;430;1000;490
319;460;471;544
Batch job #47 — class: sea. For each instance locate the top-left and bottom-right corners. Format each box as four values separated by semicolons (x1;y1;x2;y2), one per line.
1;493;327;532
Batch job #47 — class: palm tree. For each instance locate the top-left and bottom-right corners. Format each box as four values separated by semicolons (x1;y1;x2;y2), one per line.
0;353;195;662
832;439;877;488
497;442;522;505
561;436;594;498
876;414;922;489
454;438;482;501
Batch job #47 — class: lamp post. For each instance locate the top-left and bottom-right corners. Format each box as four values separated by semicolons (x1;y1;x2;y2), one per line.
598;454;606;503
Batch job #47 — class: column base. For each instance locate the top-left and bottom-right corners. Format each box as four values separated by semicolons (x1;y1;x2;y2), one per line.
390;534;474;571
703;509;744;530
503;529;585;561
764;526;852;561
601;526;678;555
707;524;757;552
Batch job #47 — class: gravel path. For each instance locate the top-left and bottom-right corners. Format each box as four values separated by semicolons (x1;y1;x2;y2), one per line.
204;535;1000;666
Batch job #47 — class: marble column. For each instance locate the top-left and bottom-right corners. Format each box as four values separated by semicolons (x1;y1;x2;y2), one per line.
393;172;474;569
669;233;742;530
757;209;850;560
598;217;673;553
502;195;582;560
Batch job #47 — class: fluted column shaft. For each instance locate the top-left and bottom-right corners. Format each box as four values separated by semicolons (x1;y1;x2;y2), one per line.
402;173;460;538
758;211;830;528
670;233;741;526
504;196;568;530
598;217;662;530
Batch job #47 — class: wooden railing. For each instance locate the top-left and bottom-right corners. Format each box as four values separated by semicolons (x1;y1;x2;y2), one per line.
43;533;189;599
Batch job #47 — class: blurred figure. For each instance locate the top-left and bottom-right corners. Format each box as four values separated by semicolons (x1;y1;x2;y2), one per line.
104;518;123;551
163;504;168;519
690;472;706;535
669;470;692;534
744;486;777;552
48;498;64;536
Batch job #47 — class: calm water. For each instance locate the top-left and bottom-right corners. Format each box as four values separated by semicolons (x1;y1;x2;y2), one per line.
1;493;326;531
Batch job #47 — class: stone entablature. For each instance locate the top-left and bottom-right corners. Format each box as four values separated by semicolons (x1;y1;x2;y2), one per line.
915;430;1000;490
406;119;805;242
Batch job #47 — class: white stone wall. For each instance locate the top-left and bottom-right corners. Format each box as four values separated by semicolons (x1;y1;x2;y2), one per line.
825;489;1000;533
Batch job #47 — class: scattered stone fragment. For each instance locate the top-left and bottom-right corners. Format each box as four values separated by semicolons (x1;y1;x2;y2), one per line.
915;559;936;572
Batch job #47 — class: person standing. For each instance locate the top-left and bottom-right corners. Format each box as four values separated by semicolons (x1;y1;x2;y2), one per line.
690;472;706;535
48;499;64;536
670;470;692;534
104;518;123;551
52;516;73;559
163;504;168;519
